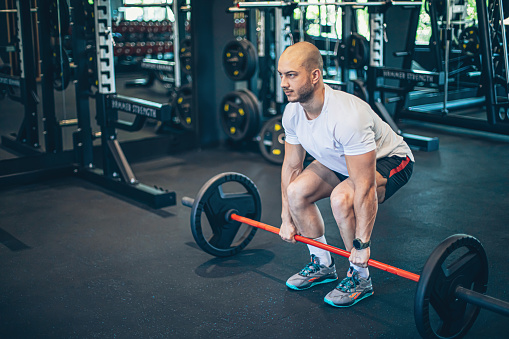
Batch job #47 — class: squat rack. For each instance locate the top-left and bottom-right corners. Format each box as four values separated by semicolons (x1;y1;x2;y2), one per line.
0;0;192;209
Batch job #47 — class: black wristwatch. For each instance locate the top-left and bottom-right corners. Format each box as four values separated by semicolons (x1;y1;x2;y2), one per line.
353;238;371;250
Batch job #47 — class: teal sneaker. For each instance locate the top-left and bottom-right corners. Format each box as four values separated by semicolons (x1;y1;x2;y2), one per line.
286;255;338;291
324;267;374;307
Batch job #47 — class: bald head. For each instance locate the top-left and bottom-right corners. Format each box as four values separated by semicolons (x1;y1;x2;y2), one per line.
280;41;323;74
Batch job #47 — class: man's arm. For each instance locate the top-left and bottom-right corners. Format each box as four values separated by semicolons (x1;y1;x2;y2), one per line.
344;150;378;266
280;142;307;243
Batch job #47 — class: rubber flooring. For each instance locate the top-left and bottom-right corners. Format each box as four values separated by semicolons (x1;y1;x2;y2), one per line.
1;78;509;337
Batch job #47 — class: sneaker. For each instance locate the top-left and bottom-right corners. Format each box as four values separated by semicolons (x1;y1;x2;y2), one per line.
324;267;374;307
286;255;338;291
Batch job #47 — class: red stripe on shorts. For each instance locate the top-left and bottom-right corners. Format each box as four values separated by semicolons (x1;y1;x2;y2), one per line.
389;156;411;178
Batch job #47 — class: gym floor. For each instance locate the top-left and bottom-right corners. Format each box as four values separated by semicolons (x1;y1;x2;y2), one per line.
1;77;509;338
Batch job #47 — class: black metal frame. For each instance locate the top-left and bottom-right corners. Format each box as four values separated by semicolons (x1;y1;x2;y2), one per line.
0;0;74;187
393;0;509;135
70;0;179;209
2;0;40;153
0;0;195;210
38;0;64;153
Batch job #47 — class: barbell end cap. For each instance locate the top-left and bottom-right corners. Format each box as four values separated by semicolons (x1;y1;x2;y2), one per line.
225;209;239;223
182;196;195;208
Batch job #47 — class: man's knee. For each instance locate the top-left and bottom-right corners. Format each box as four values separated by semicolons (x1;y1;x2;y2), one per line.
287;180;310;208
330;187;354;215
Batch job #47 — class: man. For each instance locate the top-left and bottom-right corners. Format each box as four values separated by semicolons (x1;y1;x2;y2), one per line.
278;42;414;308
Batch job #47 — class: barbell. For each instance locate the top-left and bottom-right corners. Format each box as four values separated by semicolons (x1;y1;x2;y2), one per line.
182;172;509;339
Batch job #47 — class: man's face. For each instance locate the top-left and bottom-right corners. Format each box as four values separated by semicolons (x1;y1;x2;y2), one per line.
278;55;314;103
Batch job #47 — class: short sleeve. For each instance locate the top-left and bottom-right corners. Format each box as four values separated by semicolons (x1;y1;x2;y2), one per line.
336;108;376;155
282;105;300;145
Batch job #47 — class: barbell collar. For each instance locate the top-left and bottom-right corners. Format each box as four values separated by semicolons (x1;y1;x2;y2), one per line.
225;209;239;223
182;196;194;208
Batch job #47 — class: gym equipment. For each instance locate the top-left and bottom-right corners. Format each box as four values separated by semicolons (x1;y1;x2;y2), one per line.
71;0;177;208
414;234;491;338
107;95;173;122
124;58;175;88
459;26;480;55
49;0;70;37
174;84;194;131
1;0;41;152
183;173;261;257
220;89;261;141
179;37;192;75
352;79;369;103
346;33;370;70
183;172;509;339
0;0;185;208
257;115;285;165
52;46;71;91
222;39;257;81
0;68;20;102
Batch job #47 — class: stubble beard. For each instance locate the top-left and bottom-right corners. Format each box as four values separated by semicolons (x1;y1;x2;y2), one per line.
287;80;314;104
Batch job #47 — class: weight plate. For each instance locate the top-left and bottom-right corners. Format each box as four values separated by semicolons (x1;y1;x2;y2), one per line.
459;26;480;56
52;47;71;91
220;90;261;141
347;33;369;70
49;0;70;37
258;115;285;165
174;84;193;130
414;234;488;339
179;37;192;75
239;88;262;134
189;172;262;257
222;39;257;81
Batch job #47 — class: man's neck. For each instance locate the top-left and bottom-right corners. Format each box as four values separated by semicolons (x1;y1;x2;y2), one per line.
301;85;325;120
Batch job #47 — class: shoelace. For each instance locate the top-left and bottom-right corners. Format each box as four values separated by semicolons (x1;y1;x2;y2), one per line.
299;256;321;276
338;271;360;292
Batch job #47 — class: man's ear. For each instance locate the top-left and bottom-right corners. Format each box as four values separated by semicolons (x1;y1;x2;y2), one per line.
311;69;321;84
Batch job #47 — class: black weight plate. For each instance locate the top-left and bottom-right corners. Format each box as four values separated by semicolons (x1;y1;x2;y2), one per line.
459;26;480;55
49;0;70;37
179;38;192;75
174;84;193;130
220;90;260;141
222;39;257;81
189;172;261;257
347;33;369;69
234;90;260;140
414;234;488;339
52;46;71;91
238;89;262;138
258;115;285;165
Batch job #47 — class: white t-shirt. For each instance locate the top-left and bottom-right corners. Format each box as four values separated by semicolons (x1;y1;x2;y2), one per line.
282;84;414;176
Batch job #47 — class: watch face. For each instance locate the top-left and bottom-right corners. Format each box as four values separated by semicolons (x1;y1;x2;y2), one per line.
353;239;361;249
353;238;369;250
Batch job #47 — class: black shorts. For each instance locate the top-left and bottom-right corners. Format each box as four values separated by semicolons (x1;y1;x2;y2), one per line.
333;156;413;201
